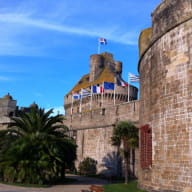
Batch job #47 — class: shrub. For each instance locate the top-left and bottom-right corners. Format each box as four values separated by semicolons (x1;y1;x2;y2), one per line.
79;157;97;175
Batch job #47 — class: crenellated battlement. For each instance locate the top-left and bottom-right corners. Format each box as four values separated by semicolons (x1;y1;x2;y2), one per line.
64;100;139;130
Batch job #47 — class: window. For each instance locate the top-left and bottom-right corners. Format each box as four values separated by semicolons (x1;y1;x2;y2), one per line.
140;124;152;169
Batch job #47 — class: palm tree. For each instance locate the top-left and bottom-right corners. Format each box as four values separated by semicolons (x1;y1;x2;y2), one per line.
0;107;76;184
112;121;138;184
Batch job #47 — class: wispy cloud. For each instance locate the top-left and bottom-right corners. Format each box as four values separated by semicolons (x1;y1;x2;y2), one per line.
0;76;12;81
0;13;138;45
0;0;158;56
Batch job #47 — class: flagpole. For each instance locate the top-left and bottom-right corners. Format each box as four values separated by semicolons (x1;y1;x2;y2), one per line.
71;93;74;115
80;89;82;112
102;82;104;107
90;85;93;110
98;39;100;54
114;77;116;106
128;73;130;102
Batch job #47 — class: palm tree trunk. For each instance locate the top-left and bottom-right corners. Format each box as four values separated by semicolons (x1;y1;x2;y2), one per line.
61;164;65;180
123;137;130;184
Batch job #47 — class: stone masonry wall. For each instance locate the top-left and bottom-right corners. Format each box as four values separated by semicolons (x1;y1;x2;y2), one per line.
64;101;139;175
138;0;192;191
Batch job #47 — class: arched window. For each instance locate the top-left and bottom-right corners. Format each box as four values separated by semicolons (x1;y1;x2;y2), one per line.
140;124;152;169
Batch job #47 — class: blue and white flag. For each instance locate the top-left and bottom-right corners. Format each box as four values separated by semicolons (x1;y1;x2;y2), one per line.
81;88;91;97
104;82;115;90
129;73;140;83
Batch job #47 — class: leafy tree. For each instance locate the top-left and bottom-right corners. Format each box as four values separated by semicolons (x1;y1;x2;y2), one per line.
0;107;76;184
112;121;138;184
78;157;97;175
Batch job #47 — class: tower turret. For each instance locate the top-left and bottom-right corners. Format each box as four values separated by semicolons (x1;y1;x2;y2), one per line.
114;61;122;75
89;54;104;82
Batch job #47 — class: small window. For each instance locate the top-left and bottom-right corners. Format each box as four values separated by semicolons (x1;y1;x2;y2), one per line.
102;108;105;115
140;124;152;169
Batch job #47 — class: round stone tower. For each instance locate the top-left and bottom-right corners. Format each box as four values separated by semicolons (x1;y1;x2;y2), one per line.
114;61;122;75
90;54;104;82
138;0;192;191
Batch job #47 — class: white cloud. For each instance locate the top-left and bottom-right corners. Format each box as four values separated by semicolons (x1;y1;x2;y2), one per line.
0;13;138;46
0;76;12;81
46;106;65;116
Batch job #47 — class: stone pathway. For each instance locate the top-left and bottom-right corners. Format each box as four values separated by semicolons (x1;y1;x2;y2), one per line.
0;174;111;192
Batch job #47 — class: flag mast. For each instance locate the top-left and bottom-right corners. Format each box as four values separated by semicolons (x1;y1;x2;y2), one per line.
80;89;82;112
98;40;101;54
71;93;74;115
102;82;104;107
90;85;93;110
128;73;130;102
114;77;116;106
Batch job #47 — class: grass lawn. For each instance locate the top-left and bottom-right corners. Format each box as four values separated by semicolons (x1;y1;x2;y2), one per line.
103;181;147;192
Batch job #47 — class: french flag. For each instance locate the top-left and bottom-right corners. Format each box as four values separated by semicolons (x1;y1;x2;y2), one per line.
99;38;107;45
117;79;128;87
92;85;104;93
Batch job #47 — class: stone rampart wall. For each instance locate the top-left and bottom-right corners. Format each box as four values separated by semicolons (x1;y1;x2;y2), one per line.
138;0;192;191
64;101;139;175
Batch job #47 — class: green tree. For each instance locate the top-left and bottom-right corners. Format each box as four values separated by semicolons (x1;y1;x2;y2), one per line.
112;121;138;184
0;107;76;184
78;157;97;175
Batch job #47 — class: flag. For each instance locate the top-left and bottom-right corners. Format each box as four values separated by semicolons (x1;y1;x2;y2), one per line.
129;73;140;82
117;79;128;87
72;92;81;99
92;85;104;93
81;88;91;97
104;82;115;90
99;38;107;45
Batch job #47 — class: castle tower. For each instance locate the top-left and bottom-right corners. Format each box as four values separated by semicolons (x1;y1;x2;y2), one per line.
138;0;192;191
64;52;138;116
64;52;139;176
0;93;17;130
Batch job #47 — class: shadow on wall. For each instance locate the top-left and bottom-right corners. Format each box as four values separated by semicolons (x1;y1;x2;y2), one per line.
100;150;137;179
100;151;122;178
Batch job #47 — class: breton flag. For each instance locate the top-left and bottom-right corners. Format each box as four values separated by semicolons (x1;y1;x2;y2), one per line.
81;88;91;97
103;82;115;90
92;85;104;93
129;73;140;83
116;78;128;87
99;38;107;45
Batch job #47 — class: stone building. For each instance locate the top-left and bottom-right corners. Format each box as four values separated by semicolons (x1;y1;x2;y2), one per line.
64;52;139;176
138;0;192;191
64;0;192;191
0;93;17;130
1;0;192;191
0;94;39;130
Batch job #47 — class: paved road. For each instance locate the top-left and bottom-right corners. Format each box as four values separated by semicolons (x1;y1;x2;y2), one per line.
0;174;111;192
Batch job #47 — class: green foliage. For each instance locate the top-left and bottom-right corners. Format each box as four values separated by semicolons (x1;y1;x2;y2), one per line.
112;121;138;184
0;107;77;184
78;157;97;175
104;181;147;192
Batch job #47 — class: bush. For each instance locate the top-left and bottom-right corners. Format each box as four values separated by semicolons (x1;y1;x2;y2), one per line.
78;157;97;175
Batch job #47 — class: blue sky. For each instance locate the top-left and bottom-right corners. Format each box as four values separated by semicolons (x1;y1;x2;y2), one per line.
0;0;162;115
